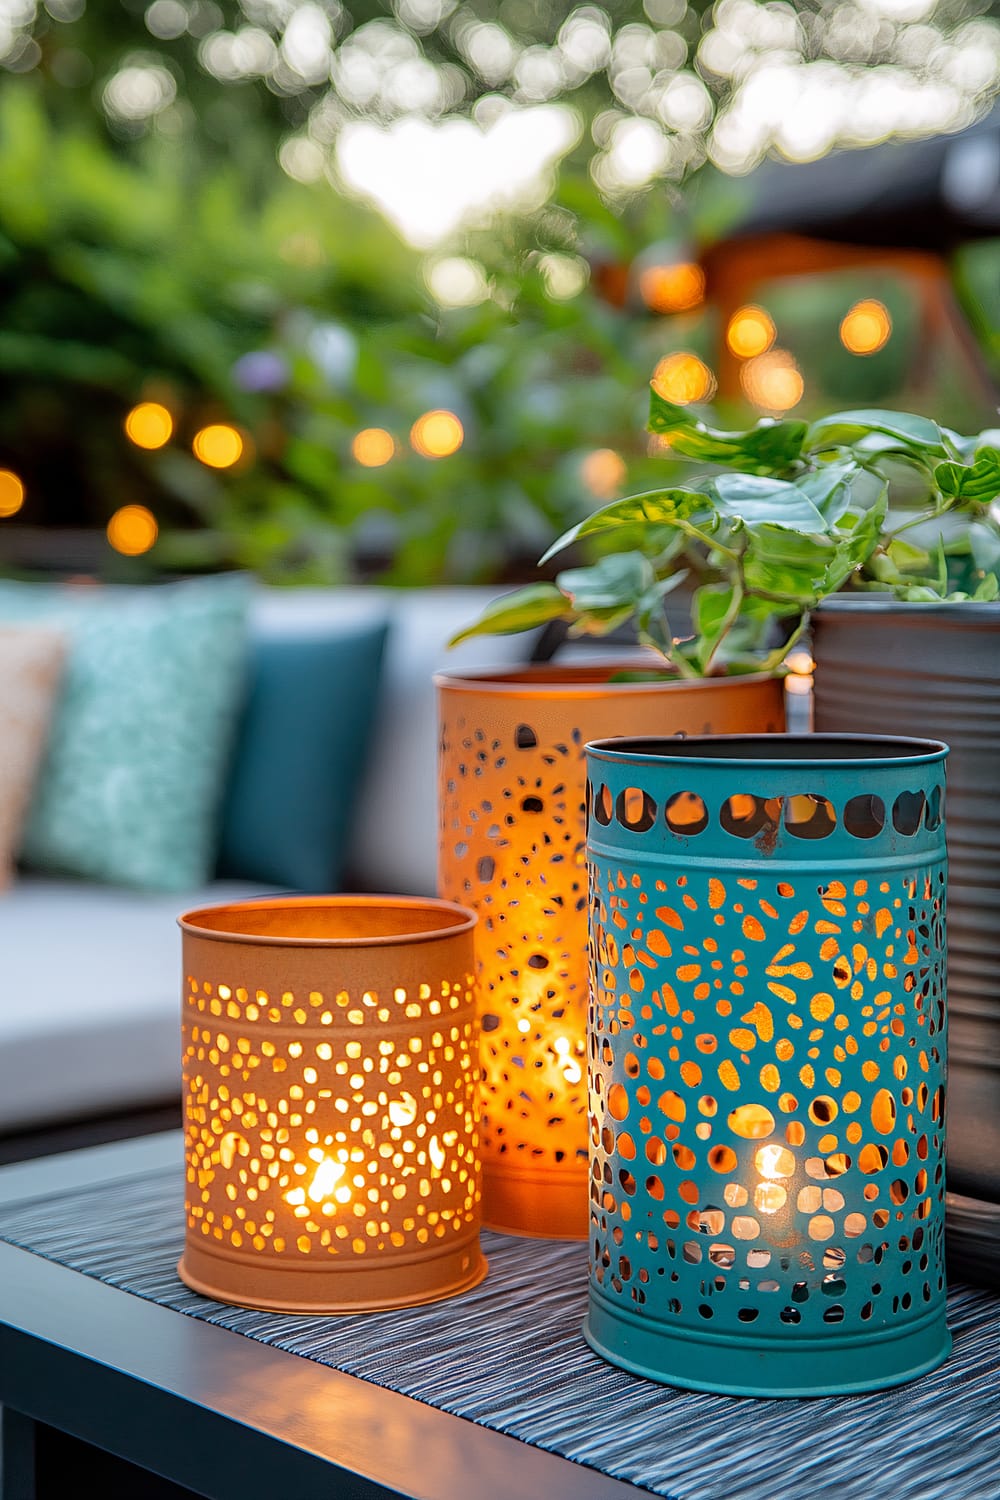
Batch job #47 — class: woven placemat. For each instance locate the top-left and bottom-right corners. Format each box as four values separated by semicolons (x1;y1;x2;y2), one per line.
1;1165;997;1500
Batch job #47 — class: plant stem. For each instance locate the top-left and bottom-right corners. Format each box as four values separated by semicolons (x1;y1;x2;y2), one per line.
678;520;740;562
701;582;745;675
758;618;810;676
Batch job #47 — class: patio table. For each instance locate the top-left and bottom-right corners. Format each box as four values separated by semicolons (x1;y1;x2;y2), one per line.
0;1133;997;1500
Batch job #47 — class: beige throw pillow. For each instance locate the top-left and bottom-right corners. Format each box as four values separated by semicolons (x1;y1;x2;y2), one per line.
0;625;66;889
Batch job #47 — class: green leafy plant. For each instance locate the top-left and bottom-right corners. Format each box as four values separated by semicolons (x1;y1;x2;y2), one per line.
451;388;1000;677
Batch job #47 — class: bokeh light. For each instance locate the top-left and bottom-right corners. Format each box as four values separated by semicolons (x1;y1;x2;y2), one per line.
652;352;717;406
193;424;244;468
352;428;396;467
840;300;892;355
106;504;158;556
726;306;777;359
0;470;25;518
639;261;705;314
581;448;627;499
740;349;805;412
425;256;489;307
410;410;464;458
124;401;173;450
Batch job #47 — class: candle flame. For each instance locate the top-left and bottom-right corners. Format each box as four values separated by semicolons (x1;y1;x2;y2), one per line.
554;1035;583;1086
755;1144;795;1178
285;1153;351;1210
307;1155;346;1203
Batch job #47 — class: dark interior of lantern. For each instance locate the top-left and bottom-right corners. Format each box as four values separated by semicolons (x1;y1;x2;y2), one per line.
587;734;944;763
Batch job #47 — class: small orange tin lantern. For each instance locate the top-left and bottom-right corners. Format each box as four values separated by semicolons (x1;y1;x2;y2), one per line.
178;896;486;1313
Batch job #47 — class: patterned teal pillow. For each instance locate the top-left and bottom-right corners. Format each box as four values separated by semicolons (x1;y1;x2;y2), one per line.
0;576;251;892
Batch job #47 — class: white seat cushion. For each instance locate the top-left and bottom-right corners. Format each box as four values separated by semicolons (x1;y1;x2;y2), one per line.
0;877;265;1131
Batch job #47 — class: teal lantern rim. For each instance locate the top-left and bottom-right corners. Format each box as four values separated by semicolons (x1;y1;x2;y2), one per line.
586;732;949;769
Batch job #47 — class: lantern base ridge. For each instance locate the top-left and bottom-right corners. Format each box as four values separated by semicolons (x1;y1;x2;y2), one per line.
178;1235;488;1315
584;1291;952;1398
482;1162;589;1241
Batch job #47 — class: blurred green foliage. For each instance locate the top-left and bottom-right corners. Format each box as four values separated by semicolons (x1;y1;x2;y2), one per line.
0;59;688;583
0;0;998;584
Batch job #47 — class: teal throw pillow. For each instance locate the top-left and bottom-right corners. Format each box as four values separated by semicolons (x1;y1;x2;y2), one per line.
0;575;251;892
217;612;389;891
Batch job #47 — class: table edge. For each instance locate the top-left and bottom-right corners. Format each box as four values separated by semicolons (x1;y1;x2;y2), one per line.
0;1134;653;1500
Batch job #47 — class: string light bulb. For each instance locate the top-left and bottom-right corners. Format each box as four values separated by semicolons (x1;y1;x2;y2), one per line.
107;504;158;556
193;425;244;469
740;350;804;412
351;428;395;467
639;262;705;315
125;402;173;450
840;300;892;355
411;411;463;458
0;470;25;518
726;306;776;360
652;352;716;406
581;449;627;500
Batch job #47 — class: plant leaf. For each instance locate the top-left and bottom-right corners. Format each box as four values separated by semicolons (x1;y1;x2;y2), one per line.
708;473;828;531
973;573;1000;600
556;551;656;612
539;488;713;564
968;521;1000;576
634;571;689;655
887;537;931;571
795;461;859;524
823;490;887;593
934;448;1000;503
807;409;948;457
743;525;837;603
447;582;569;647
691;583;738;671
897;585;944;601
648;389;807;472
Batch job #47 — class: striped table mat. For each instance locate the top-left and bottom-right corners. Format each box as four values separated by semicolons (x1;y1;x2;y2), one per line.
1;1166;997;1500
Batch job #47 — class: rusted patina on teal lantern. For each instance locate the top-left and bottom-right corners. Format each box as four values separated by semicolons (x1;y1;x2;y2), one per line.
585;734;951;1397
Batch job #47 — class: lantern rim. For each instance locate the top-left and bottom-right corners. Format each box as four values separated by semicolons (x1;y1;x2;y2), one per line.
586;731;948;768
178;893;477;948
818;595;1000;622
434;663;777;696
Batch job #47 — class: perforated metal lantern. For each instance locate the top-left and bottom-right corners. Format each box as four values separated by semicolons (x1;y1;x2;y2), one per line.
178;896;487;1313
585;734;951;1396
437;666;785;1240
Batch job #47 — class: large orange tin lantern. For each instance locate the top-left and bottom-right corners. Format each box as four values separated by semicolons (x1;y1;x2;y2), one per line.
437;665;785;1239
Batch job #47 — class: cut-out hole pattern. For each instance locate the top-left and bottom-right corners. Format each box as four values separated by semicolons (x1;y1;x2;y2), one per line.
665;791;709;835
182;967;480;1274
617;787;657;832
844;794;885;839
783;794;837;840
588;827;947;1340
720;794;781;840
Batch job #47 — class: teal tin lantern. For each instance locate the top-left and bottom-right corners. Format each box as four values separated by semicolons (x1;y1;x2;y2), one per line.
585;734;951;1397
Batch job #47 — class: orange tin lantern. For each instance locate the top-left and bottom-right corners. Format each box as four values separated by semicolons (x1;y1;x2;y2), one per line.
436;665;785;1239
178;895;486;1312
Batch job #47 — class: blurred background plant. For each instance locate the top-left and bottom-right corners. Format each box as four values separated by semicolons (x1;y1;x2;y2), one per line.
1;0;1000;584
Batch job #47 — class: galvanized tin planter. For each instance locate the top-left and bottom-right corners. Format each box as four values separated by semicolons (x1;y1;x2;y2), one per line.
812;599;1000;1211
437;665;785;1241
585;734;950;1396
